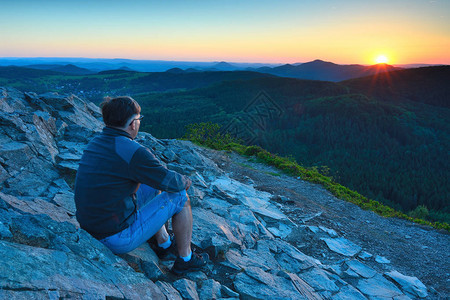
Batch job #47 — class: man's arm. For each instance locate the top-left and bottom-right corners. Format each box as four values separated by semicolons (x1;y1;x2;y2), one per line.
130;147;189;192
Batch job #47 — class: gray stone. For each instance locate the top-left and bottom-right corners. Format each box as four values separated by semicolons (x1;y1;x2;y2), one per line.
52;191;76;215
319;226;338;237
0;220;13;239
0;141;33;172
321;237;362;257
268;222;293;238
223;248;278;272
0;192;78;226
375;255;391;264
358;251;373;260
346;260;377;278
274;239;321;267
185;271;209;283
0;240;164;299
221;285;240;298
198;279;222;300
277;252;315;273
156;281;183;300
5;157;59;197
119;243;165;281
298;268;340;293
331;284;367;300
192;207;243;256
385;270;428;298
357;274;403;298
173;278;199;300
307;225;320;233
211;176;288;221
233;267;305;299
0;164;8;184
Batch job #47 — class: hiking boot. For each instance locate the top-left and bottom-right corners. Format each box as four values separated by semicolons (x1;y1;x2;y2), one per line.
147;234;177;260
171;252;209;275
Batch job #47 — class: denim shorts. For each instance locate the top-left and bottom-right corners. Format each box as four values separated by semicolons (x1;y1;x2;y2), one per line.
99;184;188;254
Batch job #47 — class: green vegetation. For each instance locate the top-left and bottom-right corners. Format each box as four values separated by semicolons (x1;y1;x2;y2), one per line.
184;122;449;231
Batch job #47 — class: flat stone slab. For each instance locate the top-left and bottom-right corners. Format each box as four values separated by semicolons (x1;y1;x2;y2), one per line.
346;260;377;278
211;176;288;221
357;274;403;298
321;237;362;257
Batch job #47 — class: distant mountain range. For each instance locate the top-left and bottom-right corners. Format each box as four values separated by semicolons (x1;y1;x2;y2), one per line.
246;60;402;81
1;57;444;81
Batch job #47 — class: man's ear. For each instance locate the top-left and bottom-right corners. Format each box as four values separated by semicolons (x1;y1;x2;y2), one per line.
129;120;136;130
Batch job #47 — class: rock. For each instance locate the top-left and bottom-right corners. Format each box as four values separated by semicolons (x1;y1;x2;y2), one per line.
173;278;199;300
307;225;320;234
321;237;362;257
223;248;277;272
319;226;338;237
358;251;373;260
0;220;13;239
198;279;222;300
119;243;165;281
0;192;77;226
375;255;391;264
156;281;183;300
345;260;377;278
331;284;367;300
298;268;340;293
357;274;403;298
211;176;288;221
0;240;164;299
385;270;428;298
267;222;292;238
191;207;243;256
220;285;240;298
233;267;305;299
52;191;76;215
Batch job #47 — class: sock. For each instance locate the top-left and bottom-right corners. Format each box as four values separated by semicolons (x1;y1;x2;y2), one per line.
181;251;192;262
158;238;172;249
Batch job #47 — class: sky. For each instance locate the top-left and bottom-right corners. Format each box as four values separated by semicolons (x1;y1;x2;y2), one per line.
1;0;449;65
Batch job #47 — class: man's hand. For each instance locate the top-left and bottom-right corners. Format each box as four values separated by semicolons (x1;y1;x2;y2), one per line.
185;177;192;191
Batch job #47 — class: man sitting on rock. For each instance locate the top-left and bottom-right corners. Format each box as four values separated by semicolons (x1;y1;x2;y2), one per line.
74;96;208;274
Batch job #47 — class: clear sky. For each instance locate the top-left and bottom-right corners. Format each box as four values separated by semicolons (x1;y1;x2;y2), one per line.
1;0;449;64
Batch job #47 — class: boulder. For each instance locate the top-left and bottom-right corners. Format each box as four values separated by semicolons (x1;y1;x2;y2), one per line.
385;270;428;298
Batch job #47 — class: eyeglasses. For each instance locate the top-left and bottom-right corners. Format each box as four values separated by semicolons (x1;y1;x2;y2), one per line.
128;115;144;126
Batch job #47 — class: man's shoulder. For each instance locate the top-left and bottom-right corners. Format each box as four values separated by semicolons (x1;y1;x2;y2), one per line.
115;136;145;164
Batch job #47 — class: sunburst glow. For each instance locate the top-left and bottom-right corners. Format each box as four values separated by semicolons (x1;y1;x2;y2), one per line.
375;55;389;64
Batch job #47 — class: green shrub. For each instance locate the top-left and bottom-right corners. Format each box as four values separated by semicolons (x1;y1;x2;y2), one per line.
408;205;430;220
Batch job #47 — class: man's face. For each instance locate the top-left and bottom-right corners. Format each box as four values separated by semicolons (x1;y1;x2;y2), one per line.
128;114;142;138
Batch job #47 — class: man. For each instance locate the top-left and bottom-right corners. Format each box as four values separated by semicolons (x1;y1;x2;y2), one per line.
74;96;208;274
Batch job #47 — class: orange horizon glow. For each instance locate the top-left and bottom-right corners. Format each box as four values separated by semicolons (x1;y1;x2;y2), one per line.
0;1;449;66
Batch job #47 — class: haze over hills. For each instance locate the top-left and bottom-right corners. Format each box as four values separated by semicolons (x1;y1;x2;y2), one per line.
1;57;442;79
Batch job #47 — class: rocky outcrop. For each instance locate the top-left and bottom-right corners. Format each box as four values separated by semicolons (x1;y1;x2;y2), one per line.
0;87;431;299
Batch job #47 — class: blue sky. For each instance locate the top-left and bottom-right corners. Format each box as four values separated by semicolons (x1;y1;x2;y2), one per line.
1;0;449;64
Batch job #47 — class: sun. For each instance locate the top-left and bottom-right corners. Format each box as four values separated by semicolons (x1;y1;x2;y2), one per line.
375;55;389;64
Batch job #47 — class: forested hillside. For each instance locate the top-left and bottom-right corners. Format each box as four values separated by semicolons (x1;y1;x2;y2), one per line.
1;65;448;222
135;68;449;223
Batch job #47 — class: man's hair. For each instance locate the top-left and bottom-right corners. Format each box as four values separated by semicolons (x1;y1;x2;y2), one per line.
100;96;141;127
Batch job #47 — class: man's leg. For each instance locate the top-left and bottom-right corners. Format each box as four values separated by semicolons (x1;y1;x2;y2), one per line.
172;195;193;257
153;223;170;245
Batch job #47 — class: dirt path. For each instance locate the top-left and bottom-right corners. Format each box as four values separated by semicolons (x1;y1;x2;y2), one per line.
195;146;449;299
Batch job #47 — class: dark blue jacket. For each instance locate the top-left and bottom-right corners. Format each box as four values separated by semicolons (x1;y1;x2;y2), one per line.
74;127;188;239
